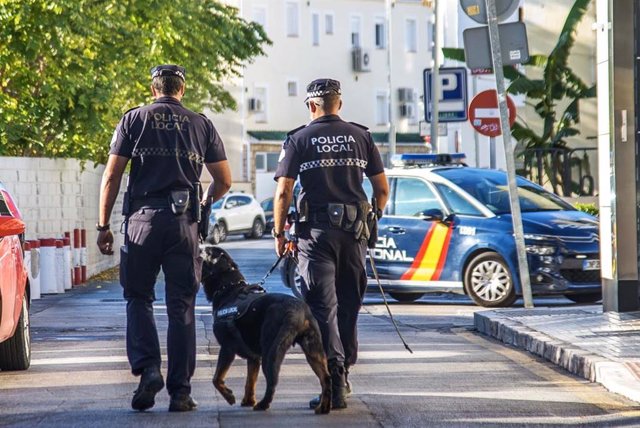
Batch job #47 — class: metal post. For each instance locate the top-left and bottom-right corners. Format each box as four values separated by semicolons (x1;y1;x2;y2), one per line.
473;75;481;166
485;0;534;308
430;0;441;153
489;137;496;169
386;0;396;165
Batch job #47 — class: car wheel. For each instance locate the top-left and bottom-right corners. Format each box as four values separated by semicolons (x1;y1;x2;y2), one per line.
464;252;517;308
0;294;31;370
565;293;602;304
218;222;228;242
246;218;265;240
282;257;304;300
209;225;221;245
388;292;424;303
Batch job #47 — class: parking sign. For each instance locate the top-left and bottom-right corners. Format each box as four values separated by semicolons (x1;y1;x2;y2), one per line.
424;67;468;123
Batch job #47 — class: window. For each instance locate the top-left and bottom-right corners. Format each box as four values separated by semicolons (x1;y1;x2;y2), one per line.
325;13;334;35
405;18;417;53
256;152;281;172
287;80;298;97
254;86;267;123
375;92;389;125
312;13;320;46
252;6;267;28
286;2;299;37
375;18;386;49
426;20;434;52
394;178;441;216
434;183;483;216
350;15;361;47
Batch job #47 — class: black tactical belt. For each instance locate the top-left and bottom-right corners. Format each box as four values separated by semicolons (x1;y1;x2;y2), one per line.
308;211;332;223
131;197;172;211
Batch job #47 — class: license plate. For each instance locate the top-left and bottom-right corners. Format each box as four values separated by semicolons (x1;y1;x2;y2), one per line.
582;259;600;271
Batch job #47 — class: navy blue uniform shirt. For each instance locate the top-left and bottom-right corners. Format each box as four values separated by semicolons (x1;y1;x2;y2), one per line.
274;115;384;209
110;96;227;199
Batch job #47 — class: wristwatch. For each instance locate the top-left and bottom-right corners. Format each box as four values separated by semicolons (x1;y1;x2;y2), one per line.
271;229;285;238
96;223;110;232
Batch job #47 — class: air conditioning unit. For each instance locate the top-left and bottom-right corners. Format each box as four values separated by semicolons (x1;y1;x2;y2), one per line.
352;47;371;72
248;98;263;112
398;88;415;103
399;103;414;118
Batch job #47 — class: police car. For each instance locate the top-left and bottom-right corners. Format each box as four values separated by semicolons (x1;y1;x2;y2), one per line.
282;153;601;307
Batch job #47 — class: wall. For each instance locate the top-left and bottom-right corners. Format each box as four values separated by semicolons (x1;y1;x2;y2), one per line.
0;157;127;278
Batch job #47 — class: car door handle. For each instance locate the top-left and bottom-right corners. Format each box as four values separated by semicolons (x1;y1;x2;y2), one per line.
388;226;406;234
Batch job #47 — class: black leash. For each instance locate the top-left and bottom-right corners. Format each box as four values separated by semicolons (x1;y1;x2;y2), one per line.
368;248;413;354
257;251;287;286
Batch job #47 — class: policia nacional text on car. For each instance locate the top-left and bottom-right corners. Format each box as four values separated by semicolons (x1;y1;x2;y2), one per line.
97;65;232;412
273;78;390;409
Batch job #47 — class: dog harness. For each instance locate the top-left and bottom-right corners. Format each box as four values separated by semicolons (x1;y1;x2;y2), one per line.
213;284;266;322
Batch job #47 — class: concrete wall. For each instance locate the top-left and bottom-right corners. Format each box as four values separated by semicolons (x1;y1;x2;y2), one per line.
0;157;127;278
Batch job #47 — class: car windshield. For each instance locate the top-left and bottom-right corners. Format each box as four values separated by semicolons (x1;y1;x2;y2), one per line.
434;168;575;214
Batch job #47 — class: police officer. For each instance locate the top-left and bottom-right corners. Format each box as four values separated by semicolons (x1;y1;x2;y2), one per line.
273;78;389;409
97;65;231;412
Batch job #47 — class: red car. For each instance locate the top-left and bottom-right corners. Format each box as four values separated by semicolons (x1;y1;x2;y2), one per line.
0;181;30;370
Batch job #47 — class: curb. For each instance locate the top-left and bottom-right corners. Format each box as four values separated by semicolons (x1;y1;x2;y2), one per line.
474;310;640;404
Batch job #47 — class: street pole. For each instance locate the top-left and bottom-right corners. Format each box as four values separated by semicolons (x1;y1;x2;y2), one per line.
386;0;396;165
485;0;534;308
489;136;496;169
472;75;480;166
430;0;441;153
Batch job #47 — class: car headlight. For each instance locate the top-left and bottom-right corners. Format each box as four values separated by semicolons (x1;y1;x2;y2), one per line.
525;245;556;255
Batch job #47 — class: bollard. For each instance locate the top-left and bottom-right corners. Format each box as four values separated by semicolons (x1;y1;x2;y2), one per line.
73;228;81;286
62;237;72;290
23;241;32;298
80;229;87;283
28;240;41;300
40;238;58;294
55;239;65;293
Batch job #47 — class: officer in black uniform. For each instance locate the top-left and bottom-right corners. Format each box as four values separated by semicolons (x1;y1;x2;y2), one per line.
272;78;389;409
97;65;232;412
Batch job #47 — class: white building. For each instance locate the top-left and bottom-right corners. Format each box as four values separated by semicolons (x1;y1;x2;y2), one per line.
212;0;438;201
209;1;597;202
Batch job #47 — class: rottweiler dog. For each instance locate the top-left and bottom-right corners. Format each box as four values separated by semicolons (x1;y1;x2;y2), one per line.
201;246;331;414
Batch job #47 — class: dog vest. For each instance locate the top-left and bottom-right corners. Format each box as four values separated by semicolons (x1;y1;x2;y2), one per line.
213;285;266;323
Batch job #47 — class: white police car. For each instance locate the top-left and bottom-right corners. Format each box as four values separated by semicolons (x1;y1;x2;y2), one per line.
282;153;601;307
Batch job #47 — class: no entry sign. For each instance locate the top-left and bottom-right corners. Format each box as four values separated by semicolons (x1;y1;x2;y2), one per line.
468;90;516;137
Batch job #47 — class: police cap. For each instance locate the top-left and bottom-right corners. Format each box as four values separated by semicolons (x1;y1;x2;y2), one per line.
150;64;186;81
305;78;341;101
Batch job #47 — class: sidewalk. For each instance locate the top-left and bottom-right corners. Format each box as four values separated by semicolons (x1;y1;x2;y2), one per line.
475;306;640;403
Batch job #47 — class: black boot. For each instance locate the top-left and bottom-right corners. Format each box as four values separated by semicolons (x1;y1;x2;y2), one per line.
131;366;164;411
309;362;348;410
330;363;347;409
169;393;198;412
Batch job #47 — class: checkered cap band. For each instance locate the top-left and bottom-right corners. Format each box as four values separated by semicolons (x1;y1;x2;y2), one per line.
150;64;186;81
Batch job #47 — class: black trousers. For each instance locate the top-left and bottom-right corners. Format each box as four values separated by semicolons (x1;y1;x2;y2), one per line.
297;223;367;367
120;208;202;396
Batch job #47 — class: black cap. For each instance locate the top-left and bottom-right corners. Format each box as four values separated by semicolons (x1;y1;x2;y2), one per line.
150;64;186;81
305;78;341;101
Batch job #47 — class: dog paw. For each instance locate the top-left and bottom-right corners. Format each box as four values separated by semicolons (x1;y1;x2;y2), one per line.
224;393;236;406
253;400;270;411
241;397;256;407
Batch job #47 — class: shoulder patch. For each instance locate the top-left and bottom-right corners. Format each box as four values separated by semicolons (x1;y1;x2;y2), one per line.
287;125;306;136
349;121;369;131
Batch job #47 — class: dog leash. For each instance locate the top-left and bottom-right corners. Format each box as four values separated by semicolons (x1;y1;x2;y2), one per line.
368;248;413;354
256;241;296;286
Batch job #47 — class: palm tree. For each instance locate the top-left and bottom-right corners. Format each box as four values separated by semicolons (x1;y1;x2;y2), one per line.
443;0;595;195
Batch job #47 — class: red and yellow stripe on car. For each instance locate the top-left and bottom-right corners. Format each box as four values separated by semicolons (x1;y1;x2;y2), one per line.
401;223;452;281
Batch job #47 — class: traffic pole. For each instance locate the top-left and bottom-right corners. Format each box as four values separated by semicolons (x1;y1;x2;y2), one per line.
485;0;534;308
489;136;496;169
55;239;65;293
73;228;81;286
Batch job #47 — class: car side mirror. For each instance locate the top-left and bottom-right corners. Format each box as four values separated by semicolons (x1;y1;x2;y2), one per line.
420;208;454;224
0;218;25;238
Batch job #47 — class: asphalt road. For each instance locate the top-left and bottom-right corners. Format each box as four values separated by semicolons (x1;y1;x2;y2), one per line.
1;236;639;427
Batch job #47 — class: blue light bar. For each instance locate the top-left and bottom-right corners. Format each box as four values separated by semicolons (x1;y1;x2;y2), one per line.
392;153;466;167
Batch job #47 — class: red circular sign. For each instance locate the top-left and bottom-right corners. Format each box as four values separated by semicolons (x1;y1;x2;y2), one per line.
468;90;516;137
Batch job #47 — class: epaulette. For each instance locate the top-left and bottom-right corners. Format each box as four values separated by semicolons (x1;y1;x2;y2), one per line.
349;121;369;131
287;125;306;136
123;106;141;115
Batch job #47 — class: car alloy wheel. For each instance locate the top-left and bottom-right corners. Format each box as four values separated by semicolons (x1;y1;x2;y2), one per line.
464;252;516;307
249;218;264;239
210;225;221;244
218;222;227;242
